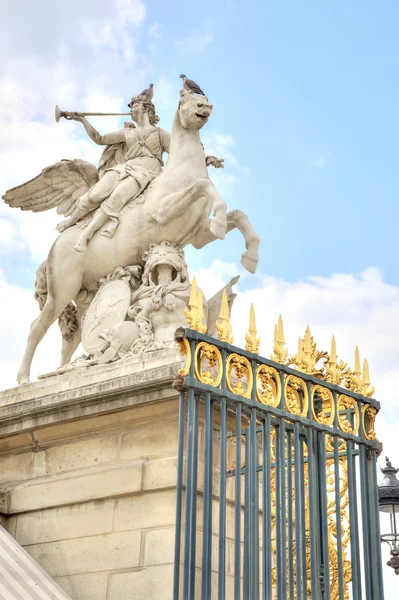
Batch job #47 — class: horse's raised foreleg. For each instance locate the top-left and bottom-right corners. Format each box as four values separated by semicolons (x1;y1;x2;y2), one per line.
227;209;260;274
151;179;227;240
191;209;260;274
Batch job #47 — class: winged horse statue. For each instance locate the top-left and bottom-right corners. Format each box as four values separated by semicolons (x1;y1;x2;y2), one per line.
3;90;260;384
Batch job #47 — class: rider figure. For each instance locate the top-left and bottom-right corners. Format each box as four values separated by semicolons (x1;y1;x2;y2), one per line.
57;95;170;252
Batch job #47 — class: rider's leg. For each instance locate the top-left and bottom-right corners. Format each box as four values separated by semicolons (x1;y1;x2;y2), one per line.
74;178;141;252
74;209;109;252
57;171;120;233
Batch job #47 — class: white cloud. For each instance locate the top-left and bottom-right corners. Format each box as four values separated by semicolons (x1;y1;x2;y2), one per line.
0;270;60;390
0;219;17;250
175;32;214;54
201;132;250;193
310;156;326;168
0;1;151;265
116;0;146;25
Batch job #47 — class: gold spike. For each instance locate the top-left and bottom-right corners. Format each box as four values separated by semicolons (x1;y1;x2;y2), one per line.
296;336;303;363
362;358;375;397
354;346;361;376
271;314;288;363
184;277;203;332
196;287;207;334
245;303;260;353
277;315;285;345
330;335;337;365
216;289;234;344
363;358;370;386
325;334;349;385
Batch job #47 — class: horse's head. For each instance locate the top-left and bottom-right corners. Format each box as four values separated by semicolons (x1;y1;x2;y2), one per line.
178;90;213;130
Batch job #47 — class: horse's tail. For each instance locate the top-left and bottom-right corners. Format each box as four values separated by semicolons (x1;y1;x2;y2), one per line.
34;260;78;340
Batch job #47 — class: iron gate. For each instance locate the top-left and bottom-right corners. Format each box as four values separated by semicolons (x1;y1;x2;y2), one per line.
173;328;384;600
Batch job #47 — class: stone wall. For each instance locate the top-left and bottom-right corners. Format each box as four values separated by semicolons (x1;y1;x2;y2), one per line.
0;349;185;600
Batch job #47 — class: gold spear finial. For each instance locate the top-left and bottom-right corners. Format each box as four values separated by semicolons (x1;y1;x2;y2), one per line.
324;334;349;384
351;346;363;393
363;358;370;386
354;346;361;376
296;336;303;363
362;358;375;398
245;303;260;353
196;287;207;334
271;314;288;363
216;289;234;344
330;335;337;365
184;277;206;332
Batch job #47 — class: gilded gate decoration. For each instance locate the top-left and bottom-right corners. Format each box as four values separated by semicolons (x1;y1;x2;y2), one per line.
173;292;383;600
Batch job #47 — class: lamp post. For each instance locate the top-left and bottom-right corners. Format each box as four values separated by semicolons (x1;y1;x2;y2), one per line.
378;457;399;575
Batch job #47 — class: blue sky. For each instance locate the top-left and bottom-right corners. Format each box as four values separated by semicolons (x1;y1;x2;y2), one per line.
1;0;398;287
144;0;399;283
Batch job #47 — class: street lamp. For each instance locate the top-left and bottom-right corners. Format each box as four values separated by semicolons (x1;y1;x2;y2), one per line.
378;457;399;575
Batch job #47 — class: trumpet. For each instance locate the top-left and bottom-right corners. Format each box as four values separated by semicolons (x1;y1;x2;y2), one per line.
55;105;132;122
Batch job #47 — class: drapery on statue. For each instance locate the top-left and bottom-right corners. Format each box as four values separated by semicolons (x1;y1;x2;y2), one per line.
3;82;260;385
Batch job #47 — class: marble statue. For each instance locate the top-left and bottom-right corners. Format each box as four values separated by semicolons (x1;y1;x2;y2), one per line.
3;83;260;384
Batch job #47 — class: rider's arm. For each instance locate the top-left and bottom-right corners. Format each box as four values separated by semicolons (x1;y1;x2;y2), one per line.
160;128;170;154
70;114;126;145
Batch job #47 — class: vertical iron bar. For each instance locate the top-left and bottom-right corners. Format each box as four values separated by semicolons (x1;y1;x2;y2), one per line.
244;425;250;600
333;436;345;600
306;427;320;598
234;402;242;600
275;422;283;600
299;435;307;598
183;388;195;600
280;419;287;600
263;415;272;600
251;357;260;600
287;431;294;600
201;391;213;599
359;444;373;598
346;440;362;599
294;423;303;599
247;408;254;600
369;449;385;598
249;406;260;600
218;396;227;600
173;390;186;600
188;393;200;599
318;432;331;600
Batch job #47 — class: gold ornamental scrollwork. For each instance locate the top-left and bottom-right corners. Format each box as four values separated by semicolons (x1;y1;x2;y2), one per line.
337;394;360;435
284;375;309;416
311;384;335;426
176;338;191;376
362;404;378;440
256;364;281;407
226;353;253;399
194;342;223;387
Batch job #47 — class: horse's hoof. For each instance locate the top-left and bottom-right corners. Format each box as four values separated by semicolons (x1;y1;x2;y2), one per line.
241;252;258;274
74;242;87;253
17;372;31;385
210;218;226;240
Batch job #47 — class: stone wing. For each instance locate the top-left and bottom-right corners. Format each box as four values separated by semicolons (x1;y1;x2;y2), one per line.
2;159;99;217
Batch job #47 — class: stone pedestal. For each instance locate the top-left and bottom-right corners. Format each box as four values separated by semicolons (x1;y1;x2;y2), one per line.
0;349;185;600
